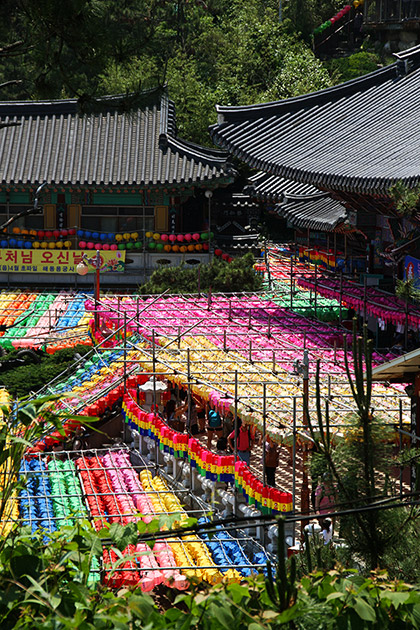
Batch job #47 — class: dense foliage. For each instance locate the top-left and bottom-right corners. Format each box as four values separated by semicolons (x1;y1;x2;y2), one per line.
139;253;263;294
0;0;336;144
0;345;91;398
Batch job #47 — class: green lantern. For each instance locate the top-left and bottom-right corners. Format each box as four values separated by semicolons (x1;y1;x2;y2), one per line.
201;232;208;240
134;241;143;249
148;241;156;250
156;243;164;252
126;242;134;249
118;243;126;250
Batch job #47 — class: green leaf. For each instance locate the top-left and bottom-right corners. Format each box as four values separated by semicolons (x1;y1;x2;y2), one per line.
353;597;376;622
380;591;410;609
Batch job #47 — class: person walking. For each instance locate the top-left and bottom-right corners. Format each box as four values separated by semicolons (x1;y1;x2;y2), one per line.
207;404;223;449
263;435;279;487
228;419;253;466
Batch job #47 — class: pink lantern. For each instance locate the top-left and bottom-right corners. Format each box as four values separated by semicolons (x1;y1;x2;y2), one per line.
95;243;102;250
177;234;184;242
169;234;177;242
79;241;86;249
110;244;118;251
102;243;110;251
192;233;200;241
161;234;169;242
184;233;192;242
87;242;94;249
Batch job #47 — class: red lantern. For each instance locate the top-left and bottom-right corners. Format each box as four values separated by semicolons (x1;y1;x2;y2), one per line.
60;229;68;237
45;230;53;239
169;234;177;242
87;242;94;249
203;243;209;251
53;230;60;239
79;241;86;249
215;249;222;256
94;243;102;250
222;253;229;260
38;230;45;238
102;243;110;250
192;233;200;241
177;234;184;242
68;228;76;236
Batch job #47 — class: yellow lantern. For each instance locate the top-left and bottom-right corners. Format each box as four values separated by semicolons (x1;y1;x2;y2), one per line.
115;234;123;242
64;240;72;248
33;241;40;249
145;231;153;238
56;241;64;249
40;241;48;249
153;232;161;241
123;232;130;241
48;241;56;249
130;232;139;240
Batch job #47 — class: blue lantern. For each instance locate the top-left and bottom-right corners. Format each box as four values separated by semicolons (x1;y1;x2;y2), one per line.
0;240;8;248
77;230;84;238
24;241;32;249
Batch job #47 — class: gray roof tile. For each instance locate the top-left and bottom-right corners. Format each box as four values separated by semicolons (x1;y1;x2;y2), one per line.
0;90;232;187
211;46;420;194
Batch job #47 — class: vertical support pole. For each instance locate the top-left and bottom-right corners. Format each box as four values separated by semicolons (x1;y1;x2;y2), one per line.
292;396;297;546
152;328;158;474
223;329;227;352
249;338;252;363
187;347;192;491
123;313;127;394
328;374;331;399
334;340;337;364
405;300;409;351
301;349;310;535
228;299;232;321
262;383;267;487
267;313;271;338
264;237;272;289
233;369;238;517
272;350;276;374
303;332;306;349
314;262;318;320
399;398;403;499
207;286;212;311
339;272;343;324
178;326;181;350
290;255;294;310
198;265;201;296
248;308;252;329
94;249;100;330
136;296;139;325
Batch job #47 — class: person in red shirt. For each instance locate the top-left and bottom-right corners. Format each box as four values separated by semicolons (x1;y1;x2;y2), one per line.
228;418;253;466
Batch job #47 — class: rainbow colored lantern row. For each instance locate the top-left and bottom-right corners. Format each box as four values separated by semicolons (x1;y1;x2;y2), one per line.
122;396;293;515
313;0;362;35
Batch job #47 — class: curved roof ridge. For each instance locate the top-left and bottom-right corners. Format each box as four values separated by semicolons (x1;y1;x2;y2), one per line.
0;87;166;117
213;63;398;123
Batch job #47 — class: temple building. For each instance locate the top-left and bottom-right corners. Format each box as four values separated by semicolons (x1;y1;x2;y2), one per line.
211;45;420;279
0;89;234;285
